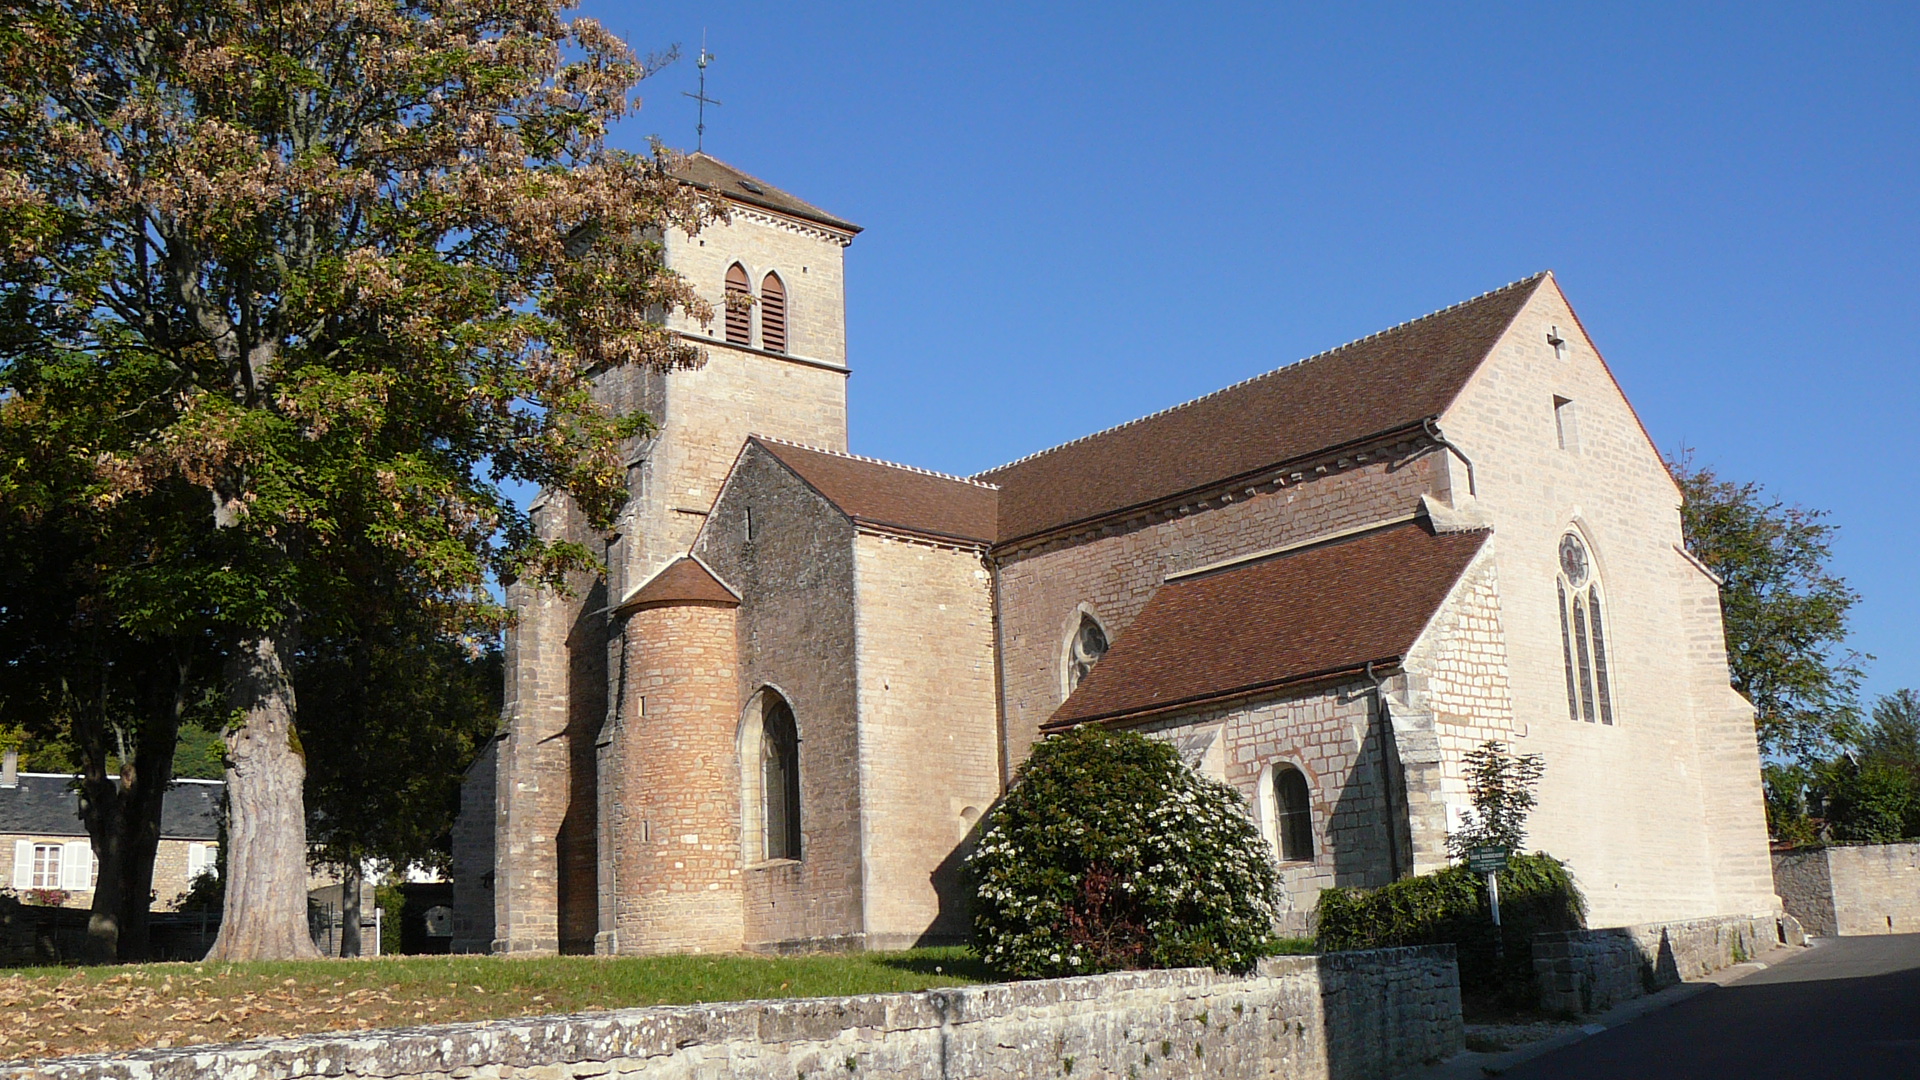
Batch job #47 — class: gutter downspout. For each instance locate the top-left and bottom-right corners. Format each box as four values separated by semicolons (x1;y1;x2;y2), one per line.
1365;661;1407;881
1423;418;1476;498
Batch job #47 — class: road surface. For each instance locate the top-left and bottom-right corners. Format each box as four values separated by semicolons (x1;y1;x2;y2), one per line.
1502;933;1920;1079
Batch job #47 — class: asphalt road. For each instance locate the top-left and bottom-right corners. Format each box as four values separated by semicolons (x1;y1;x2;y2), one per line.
1502;933;1920;1080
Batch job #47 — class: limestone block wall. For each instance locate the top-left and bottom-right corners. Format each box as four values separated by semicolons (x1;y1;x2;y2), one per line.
993;452;1445;774
1434;277;1772;925
695;445;865;948
1139;681;1399;935
851;532;1001;949
663;206;850;365
1531;913;1802;1015
1772;843;1920;936
605;602;745;954
6;948;1463;1080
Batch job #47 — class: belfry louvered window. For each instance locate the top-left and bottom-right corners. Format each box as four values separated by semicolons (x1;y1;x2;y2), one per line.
1556;532;1615;725
724;263;751;345
760;272;787;353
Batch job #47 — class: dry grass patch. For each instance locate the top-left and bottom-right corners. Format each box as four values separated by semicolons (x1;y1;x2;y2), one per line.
0;947;987;1063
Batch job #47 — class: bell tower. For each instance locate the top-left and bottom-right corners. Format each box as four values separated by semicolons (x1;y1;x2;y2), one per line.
488;155;859;956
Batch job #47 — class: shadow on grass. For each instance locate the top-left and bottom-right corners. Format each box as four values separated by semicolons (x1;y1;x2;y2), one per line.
870;946;996;983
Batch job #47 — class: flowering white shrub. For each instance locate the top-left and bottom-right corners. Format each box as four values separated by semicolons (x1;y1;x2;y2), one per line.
964;726;1279;978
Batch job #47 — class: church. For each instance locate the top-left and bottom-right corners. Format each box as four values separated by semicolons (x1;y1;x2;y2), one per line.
449;154;1779;955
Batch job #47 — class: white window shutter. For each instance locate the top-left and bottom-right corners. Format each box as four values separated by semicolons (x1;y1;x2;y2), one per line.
10;840;30;890
62;841;90;891
187;843;207;879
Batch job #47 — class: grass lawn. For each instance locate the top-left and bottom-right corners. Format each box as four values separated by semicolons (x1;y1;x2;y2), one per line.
0;947;989;1063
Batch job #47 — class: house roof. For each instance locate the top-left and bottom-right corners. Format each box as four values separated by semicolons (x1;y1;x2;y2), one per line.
614;556;740;613
670;152;862;235
1047;520;1490;727
0;775;222;842
976;274;1548;544
753;437;1000;546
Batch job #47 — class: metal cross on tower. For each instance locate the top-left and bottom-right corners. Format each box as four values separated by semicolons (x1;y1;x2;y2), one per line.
682;38;721;152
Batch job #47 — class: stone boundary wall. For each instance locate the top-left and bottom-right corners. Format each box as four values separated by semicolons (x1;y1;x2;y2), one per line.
1772;842;1920;936
3;948;1461;1080
1531;913;1804;1015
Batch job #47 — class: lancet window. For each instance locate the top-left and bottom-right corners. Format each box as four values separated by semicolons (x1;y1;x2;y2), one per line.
1556;532;1615;725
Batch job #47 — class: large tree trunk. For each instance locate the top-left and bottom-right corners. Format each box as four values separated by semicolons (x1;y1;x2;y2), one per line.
75;651;185;962
208;632;321;960
339;860;362;958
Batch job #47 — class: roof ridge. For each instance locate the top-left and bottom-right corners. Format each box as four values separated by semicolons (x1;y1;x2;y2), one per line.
975;272;1550;477
751;435;1002;490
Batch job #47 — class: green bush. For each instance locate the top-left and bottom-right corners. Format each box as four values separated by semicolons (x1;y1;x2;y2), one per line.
964;726;1279;978
1314;853;1586;1004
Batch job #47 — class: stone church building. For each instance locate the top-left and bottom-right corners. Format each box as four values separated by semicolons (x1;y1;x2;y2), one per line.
450;154;1779;954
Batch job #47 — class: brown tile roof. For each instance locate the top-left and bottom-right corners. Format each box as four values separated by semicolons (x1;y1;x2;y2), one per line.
670;152;861;234
614;556;740;613
1047;520;1490;727
752;437;999;545
977;274;1548;544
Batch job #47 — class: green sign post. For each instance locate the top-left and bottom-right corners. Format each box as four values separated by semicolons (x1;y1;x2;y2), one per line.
1468;847;1510;944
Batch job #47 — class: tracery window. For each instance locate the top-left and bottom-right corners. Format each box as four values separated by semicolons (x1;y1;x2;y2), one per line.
724;263;752;345
1066;613;1109;693
761;698;802;860
760;272;788;353
1274;766;1314;862
1556;532;1614;725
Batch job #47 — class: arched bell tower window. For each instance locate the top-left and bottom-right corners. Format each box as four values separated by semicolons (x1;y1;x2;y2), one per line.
1066;613;1109;693
724;263;751;346
761;698;802;860
1274;765;1314;862
1556;532;1615;725
759;272;788;354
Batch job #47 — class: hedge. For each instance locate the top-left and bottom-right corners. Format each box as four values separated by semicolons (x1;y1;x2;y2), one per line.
1314;853;1586;1004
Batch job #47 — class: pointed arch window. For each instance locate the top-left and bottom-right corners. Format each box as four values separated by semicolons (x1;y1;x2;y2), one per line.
1556;533;1615;725
1066;613;1109;693
761;698;802;860
724;263;751;346
1274;766;1314;862
760;272;787;354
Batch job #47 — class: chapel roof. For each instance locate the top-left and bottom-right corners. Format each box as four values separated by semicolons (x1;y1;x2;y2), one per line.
0;775;222;842
1046;519;1490;728
671;152;862;235
614;556;741;613
977;274;1549;544
752;437;1000;546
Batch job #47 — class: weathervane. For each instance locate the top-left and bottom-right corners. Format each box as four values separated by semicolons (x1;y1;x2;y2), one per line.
682;34;720;153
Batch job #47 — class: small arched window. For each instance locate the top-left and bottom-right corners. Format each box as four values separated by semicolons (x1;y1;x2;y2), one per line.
759;272;787;354
1556;533;1615;725
1274;766;1314;862
1066;613;1109;693
724;263;752;346
761;698;802;860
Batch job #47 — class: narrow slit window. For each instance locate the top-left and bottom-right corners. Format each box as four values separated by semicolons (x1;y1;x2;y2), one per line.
1274;767;1314;862
724;263;751;345
1557;580;1580;724
1590;590;1615;725
760;272;787;354
1554;396;1578;451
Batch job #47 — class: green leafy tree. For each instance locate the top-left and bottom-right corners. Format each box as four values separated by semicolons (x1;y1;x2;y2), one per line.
299;589;502;957
1;0;719;957
965;726;1279;978
1671;454;1864;762
1445;741;1545;860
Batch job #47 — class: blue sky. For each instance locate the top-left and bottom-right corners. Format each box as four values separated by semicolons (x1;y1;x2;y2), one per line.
579;2;1918;705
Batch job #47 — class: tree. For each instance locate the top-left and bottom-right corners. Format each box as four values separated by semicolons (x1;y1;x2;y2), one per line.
299;591;501;957
964;726;1279;978
1445;741;1546;860
1;0;718;957
1671;454;1864;762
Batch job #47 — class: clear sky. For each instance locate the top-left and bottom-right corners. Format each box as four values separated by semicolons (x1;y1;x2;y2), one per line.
578;1;1918;706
